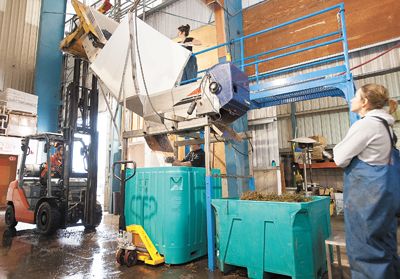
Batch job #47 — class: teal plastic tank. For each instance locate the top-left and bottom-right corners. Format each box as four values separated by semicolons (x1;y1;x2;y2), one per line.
125;167;222;264
212;197;331;279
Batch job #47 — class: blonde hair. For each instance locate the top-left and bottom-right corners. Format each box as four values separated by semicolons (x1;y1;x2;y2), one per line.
359;83;398;114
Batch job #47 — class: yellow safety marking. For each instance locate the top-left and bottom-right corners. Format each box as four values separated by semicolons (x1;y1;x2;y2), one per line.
72;0;99;36
61;0;104;58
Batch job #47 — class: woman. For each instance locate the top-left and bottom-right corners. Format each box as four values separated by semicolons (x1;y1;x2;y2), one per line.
177;24;201;84
333;83;400;279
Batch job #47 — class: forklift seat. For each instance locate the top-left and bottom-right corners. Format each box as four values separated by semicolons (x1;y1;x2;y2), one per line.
24;164;42;177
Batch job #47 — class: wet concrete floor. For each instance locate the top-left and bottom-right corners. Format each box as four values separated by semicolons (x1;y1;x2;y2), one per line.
0;212;248;279
0;211;395;279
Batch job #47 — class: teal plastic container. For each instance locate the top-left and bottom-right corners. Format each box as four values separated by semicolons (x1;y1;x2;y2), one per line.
125;167;222;264
212;197;331;279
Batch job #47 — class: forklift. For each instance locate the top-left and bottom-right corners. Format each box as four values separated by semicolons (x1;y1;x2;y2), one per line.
4;58;102;235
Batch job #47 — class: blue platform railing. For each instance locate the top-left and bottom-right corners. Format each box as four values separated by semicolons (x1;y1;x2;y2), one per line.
182;3;357;123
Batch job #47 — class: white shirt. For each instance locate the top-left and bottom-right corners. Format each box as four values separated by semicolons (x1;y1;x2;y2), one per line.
333;109;394;168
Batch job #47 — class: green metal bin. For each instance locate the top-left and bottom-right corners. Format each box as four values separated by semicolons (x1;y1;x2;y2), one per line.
125;167;222;264
212;196;331;279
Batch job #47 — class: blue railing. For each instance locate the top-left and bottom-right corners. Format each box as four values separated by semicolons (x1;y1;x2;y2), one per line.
182;3;352;88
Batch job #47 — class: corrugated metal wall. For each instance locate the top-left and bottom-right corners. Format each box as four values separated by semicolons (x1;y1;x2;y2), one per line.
0;0;41;93
248;105;278;169
249;109;278;169
242;0;265;9
144;0;214;38
143;0;268;37
355;71;400;98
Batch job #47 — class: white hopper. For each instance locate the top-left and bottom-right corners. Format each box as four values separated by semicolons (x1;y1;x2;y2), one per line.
90;14;191;122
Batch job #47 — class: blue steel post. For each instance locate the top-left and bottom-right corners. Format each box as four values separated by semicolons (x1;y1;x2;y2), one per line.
347;84;359;125
204;124;215;271
240;38;245;71
249;177;255;191
339;4;357;125
255;55;260;85
35;0;67;132
339;4;351;82
291;103;297;139
223;0;249;198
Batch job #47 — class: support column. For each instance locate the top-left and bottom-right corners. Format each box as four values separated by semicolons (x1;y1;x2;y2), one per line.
86;76;99;226
290;102;297;189
290;103;297;138
205;0;249;197
206;0;227;60
222;0;249;197
346;84;359;125
204;122;215;271
204;0;247;271
248;138;255;191
35;0;67;132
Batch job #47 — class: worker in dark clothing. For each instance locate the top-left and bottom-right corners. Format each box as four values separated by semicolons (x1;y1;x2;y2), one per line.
178;24;201;83
173;144;205;167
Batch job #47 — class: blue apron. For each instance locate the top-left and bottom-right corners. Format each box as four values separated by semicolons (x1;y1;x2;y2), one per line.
344;156;400;279
180;55;198;84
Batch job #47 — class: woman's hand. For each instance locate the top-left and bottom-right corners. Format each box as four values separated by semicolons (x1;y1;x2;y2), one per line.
183;42;194;47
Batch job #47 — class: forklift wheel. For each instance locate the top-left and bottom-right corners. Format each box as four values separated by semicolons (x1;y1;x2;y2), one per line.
5;205;18;228
116;249;125;265
124;250;138;267
36;202;60;235
84;203;103;230
92;202;103;227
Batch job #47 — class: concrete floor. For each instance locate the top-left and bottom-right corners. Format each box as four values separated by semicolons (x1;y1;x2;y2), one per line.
0;212;242;279
0;211;397;279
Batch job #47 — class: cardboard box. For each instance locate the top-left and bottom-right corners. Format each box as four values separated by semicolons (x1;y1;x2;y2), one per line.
0;88;38;115
6;113;37;137
311;145;324;161
309;135;327;161
309;135;328;147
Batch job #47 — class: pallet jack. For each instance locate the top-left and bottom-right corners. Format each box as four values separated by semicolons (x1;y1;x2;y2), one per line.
112;161;164;267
